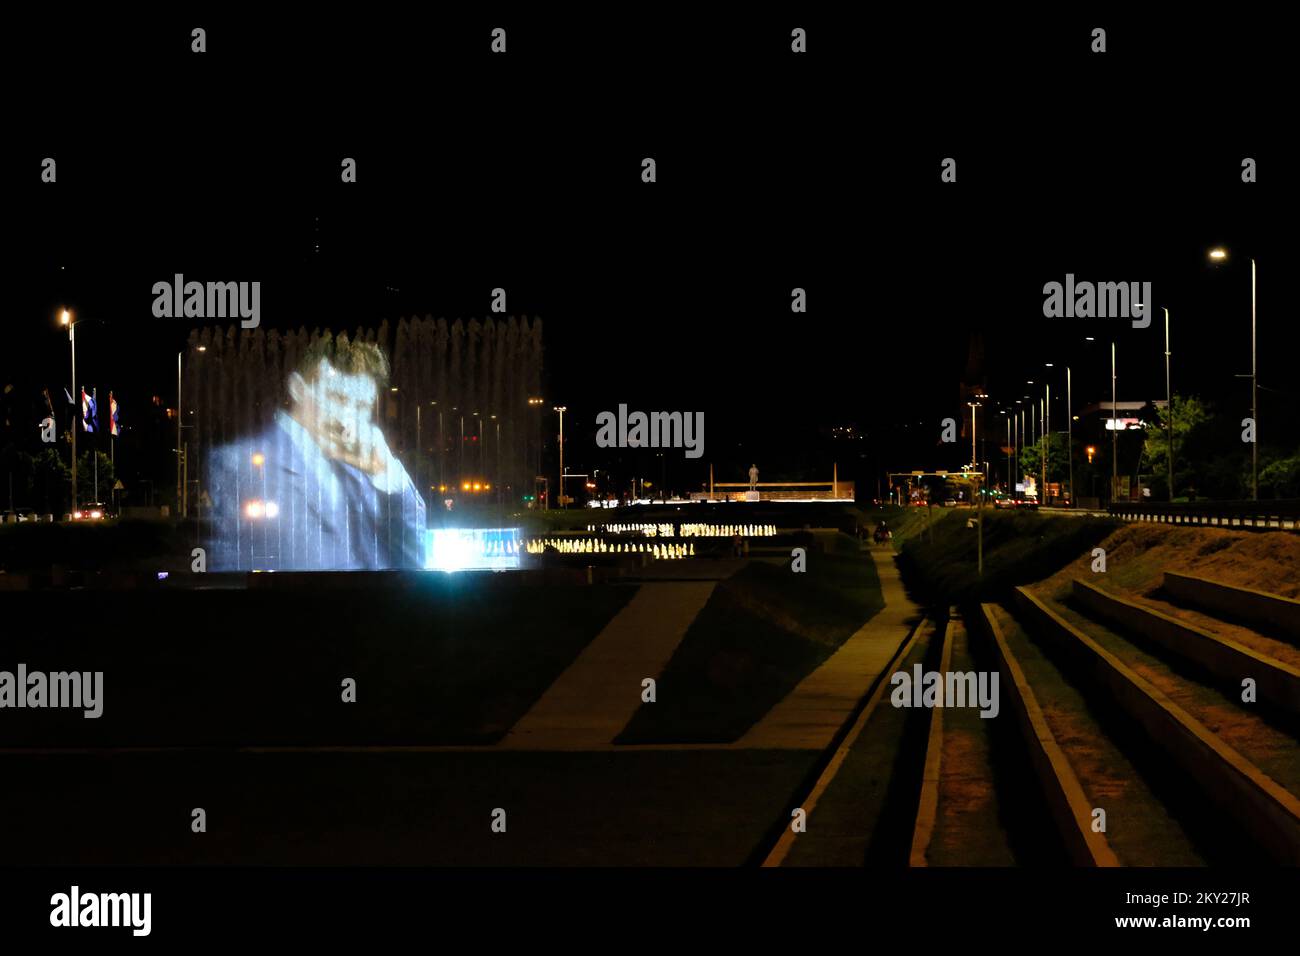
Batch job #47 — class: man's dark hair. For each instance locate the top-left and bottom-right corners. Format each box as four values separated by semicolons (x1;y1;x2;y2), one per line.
297;336;390;385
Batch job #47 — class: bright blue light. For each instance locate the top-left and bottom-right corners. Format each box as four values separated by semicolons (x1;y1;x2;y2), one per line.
426;528;522;572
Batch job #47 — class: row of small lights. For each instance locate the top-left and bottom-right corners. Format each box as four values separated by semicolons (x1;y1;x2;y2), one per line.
526;539;695;559
591;523;777;538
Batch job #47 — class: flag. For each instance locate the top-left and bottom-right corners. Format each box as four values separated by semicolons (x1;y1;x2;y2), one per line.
81;388;97;433
109;392;120;437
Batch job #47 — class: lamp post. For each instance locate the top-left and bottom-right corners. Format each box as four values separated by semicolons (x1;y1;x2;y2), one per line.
1252;256;1257;500
60;310;79;514
971;402;977;467
177;352;189;517
1005;412;1011;495
1065;367;1073;507
528;397;543;481
1209;248;1256;500
528;397;544;504
967;401;980;469
474;411;483;475
1111;341;1118;503
1164;307;1173;502
491;414;500;503
1043;385;1050;505
1013;402;1020;494
1029;401;1035;499
554;406;567;508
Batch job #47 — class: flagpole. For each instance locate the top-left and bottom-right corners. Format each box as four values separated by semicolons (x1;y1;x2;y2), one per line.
177;352;183;519
70;323;78;515
93;387;99;504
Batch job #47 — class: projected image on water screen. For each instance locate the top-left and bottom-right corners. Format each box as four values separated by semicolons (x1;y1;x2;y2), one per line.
205;338;428;570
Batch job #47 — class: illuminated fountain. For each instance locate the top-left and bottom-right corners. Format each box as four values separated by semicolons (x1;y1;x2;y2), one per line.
427;528;522;572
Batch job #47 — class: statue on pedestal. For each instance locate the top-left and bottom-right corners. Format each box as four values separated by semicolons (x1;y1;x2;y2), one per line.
748;464;759;490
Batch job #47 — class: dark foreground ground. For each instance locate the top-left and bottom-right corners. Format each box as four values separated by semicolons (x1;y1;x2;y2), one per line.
1;749;819;865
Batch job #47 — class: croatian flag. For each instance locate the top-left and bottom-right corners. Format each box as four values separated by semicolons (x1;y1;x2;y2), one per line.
81;388;97;433
109;392;120;437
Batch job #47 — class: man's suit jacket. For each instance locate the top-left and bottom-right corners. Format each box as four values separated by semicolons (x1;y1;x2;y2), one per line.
206;413;426;571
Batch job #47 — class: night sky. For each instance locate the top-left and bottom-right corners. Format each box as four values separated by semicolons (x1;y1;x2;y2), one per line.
7;10;1293;492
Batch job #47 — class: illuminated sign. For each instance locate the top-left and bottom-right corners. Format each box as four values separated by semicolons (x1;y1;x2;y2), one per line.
1104;418;1143;431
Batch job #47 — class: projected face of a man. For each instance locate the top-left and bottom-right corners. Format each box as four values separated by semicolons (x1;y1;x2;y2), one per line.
289;360;380;469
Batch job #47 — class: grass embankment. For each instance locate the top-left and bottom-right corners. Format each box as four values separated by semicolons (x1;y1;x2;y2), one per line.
616;532;884;743
860;504;947;548
1033;523;1300;602
1031;524;1300;665
896;509;1121;605
0;579;632;747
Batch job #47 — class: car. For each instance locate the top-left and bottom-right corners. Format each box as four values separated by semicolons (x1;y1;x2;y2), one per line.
943;498;957;507
72;502;113;521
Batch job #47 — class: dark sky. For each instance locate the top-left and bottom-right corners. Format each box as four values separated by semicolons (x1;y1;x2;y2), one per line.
7;10;1294;489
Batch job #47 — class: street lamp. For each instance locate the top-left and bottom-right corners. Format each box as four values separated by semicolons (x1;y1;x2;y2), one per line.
1003;410;1011;494
1067;365;1073;507
1163;307;1173;502
528;397;544;494
1111;341;1118;503
967;401;981;470
178;351;183;516
491;414;500;502
554;406;567;508
1042;384;1049;505
60;310;79;513
1208;247;1256;500
474;411;483;474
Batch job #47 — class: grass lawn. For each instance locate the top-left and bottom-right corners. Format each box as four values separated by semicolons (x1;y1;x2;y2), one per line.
615;533;885;743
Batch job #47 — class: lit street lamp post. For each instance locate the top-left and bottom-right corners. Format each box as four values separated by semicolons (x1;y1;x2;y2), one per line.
528;397;544;503
1252;256;1257;500
1043;386;1049;505
178;351;183;517
1029;402;1035;498
970;403;977;466
1013;404;1020;493
1005;413;1011;494
60;310;79;514
1209;248;1257;500
554;406;567;508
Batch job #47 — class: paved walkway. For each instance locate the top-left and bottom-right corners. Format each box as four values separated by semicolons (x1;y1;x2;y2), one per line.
736;547;923;750
498;582;717;750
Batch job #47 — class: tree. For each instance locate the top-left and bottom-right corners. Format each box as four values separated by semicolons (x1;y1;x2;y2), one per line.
75;450;115;506
1142;394;1210;500
1018;431;1071;485
31;448;70;515
1259;450;1300;499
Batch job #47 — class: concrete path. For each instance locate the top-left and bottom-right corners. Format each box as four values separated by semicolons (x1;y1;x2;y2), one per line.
498;582;716;749
736;547;922;750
